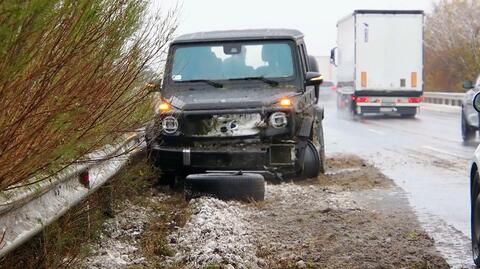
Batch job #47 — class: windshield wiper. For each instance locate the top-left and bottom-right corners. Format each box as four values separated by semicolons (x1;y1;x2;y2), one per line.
229;76;279;87
178;79;223;88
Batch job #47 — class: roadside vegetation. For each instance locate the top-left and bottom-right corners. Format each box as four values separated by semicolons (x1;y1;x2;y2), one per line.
425;0;480;91
0;155;189;268
0;0;177;190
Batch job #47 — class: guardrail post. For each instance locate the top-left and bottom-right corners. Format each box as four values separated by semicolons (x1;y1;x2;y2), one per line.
102;183;114;218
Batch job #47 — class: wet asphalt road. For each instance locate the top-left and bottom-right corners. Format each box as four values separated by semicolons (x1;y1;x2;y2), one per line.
319;91;477;268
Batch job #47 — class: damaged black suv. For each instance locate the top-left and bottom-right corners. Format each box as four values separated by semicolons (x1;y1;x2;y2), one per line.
146;29;325;184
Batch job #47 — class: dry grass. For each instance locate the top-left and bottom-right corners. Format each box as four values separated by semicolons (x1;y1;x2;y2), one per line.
139;190;190;267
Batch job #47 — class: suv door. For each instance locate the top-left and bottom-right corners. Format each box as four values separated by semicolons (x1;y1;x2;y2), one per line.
465;75;480;128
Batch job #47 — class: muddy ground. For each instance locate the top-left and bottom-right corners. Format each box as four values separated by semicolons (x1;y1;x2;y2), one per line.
78;154;449;269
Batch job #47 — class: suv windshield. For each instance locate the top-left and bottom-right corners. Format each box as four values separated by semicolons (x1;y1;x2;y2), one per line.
171;42;294;82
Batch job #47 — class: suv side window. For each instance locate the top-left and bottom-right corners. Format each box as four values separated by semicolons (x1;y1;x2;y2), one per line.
299;44;308;73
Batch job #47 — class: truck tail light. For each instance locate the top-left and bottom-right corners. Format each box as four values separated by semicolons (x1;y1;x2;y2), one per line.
361;72;367;88
408;97;423;103
356;97;369;103
411;72;417;88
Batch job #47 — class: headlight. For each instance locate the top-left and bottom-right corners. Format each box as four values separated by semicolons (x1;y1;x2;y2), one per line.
269;112;288;129
162;116;179;134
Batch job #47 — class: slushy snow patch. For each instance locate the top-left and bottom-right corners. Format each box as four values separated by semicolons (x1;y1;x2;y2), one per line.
167;197;262;268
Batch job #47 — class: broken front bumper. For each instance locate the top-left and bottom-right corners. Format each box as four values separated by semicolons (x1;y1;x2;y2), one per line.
150;143;296;172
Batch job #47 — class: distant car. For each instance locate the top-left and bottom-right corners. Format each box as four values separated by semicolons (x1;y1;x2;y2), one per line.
470;91;480;266
461;78;480;141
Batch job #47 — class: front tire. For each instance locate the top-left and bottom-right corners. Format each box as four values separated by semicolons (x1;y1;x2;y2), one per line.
298;140;321;180
317;120;326;174
471;171;480;266
462;112;476;141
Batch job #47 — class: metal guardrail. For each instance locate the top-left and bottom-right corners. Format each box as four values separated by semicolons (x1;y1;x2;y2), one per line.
423;92;465;107
0;132;145;258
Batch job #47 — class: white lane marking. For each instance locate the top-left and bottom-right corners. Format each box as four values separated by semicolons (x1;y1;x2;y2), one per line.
367;128;385;135
421;145;469;160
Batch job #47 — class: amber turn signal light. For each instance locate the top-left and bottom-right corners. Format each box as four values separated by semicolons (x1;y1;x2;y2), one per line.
158;100;172;113
279;98;292;107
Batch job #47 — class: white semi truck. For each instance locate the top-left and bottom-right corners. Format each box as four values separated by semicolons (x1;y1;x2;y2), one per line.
332;10;424;117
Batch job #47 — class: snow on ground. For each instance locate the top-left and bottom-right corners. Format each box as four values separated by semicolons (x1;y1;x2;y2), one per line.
166;197;261;268
164;183;361;268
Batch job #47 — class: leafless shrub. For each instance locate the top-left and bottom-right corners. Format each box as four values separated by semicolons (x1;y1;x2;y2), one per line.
425;0;480;91
0;0;178;190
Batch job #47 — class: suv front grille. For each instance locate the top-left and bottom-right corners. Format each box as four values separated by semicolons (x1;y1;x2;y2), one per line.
182;113;263;137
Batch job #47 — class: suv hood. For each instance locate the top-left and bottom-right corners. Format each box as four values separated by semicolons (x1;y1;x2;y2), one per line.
163;87;298;111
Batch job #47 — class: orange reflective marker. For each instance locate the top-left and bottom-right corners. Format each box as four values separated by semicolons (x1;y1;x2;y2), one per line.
361;72;367;88
411;72;418;88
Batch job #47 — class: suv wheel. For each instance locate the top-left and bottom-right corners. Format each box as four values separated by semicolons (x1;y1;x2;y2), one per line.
311;116;326;174
462;112;476;141
472;171;480;266
298;140;321;180
184;173;265;202
317;119;326;174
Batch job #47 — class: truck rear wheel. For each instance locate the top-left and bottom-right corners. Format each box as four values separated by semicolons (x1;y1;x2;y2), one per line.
184;173;265;202
400;113;416;118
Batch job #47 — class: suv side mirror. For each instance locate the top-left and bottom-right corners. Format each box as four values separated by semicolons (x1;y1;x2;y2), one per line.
308;55;319;72
306;72;323;86
146;79;162;92
463;80;474;90
474;92;480;112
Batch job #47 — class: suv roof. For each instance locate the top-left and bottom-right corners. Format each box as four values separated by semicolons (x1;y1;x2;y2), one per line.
173;29;304;44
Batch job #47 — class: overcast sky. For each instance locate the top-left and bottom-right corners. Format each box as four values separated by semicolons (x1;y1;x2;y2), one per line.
157;0;436;56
